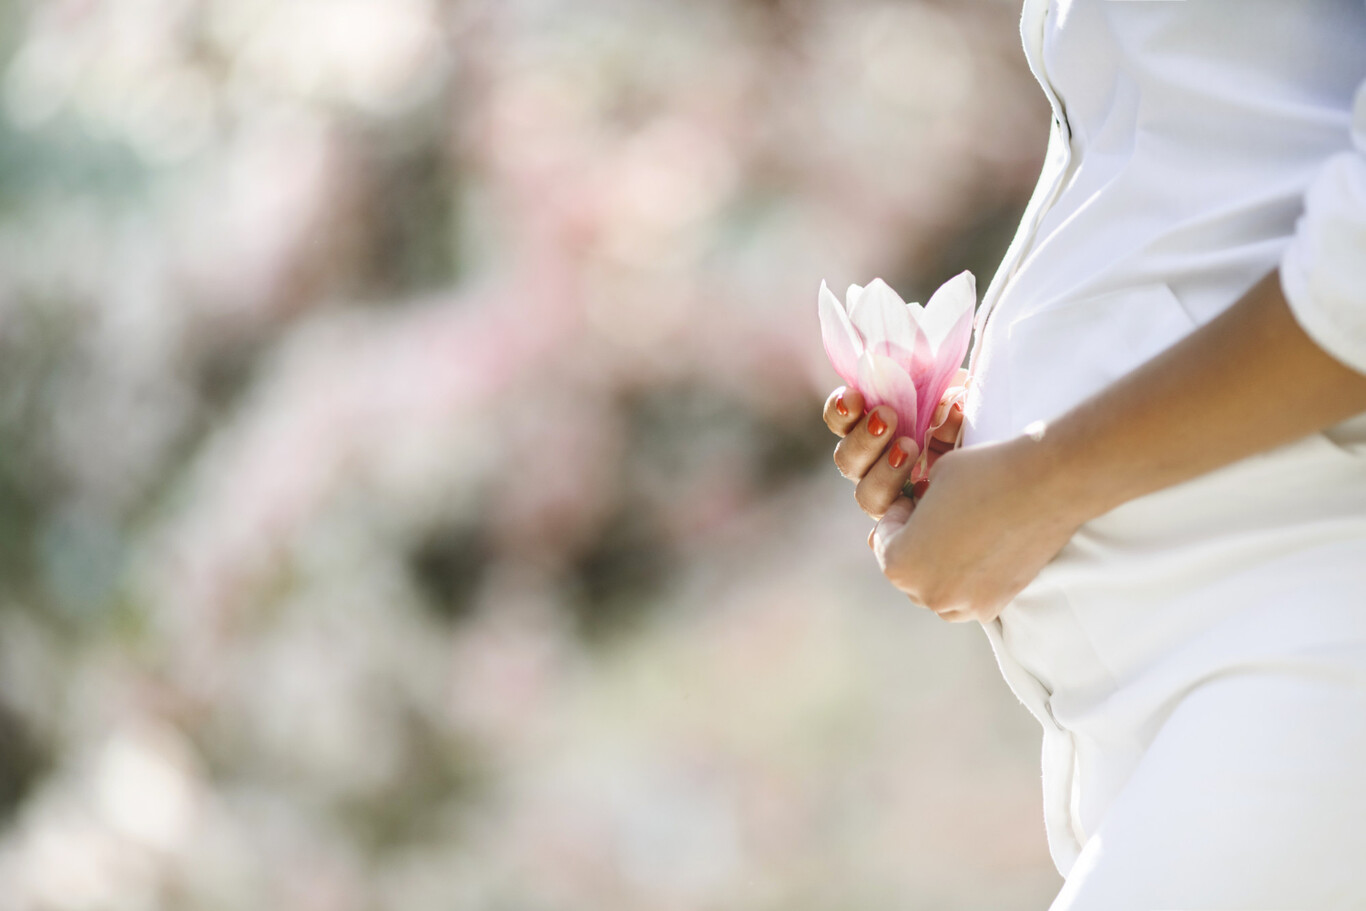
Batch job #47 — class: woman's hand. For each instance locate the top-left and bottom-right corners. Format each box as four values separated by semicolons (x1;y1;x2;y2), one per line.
822;371;968;519
823;370;1069;624
870;436;1089;625
837;269;1366;625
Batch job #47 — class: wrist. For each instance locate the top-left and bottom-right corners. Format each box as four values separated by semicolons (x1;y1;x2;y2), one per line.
1009;419;1125;527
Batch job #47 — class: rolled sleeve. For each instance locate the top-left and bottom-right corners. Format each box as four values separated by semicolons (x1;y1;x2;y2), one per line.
1280;81;1366;375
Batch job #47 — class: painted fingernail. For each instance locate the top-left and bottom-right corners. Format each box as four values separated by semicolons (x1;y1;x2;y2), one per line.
835;394;848;417
912;479;930;499
888;438;911;470
867;411;887;437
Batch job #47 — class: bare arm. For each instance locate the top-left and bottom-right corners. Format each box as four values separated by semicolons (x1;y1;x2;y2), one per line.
1041;269;1366;518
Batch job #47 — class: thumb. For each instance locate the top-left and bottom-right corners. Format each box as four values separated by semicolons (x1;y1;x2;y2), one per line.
871;496;914;567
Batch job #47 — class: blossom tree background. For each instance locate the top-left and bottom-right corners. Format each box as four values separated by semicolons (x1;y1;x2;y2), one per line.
0;0;1058;908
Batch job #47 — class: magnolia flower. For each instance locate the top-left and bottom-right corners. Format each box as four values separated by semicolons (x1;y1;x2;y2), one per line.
818;271;975;451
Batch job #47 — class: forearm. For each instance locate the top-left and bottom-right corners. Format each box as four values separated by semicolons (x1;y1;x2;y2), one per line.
1036;270;1366;520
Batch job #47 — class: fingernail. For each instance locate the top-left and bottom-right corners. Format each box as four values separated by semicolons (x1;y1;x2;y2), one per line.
888;438;911;470
867;411;887;437
835;394;848;417
912;479;930;499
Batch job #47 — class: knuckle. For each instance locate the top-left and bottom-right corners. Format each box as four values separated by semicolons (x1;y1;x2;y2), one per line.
849;432;877;462
855;474;895;516
901;581;945;617
882;563;917;594
854;484;889;519
833;444;858;479
834;436;868;476
913;583;955;615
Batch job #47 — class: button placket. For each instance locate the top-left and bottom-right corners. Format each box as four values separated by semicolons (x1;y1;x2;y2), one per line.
968;0;1075;367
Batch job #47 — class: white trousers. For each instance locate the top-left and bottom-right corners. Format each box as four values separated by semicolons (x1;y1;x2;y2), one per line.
984;431;1366;909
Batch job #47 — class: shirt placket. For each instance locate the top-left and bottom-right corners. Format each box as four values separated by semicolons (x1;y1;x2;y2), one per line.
970;5;1089;872
967;0;1077;369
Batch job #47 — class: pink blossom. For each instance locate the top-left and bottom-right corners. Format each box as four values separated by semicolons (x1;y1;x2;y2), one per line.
818;272;975;450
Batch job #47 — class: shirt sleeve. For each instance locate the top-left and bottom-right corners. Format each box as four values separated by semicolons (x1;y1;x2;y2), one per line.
1279;80;1366;375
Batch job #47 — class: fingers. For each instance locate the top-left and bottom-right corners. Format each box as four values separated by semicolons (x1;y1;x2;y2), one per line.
833;404;897;480
924;385;967;473
854;436;919;518
927;387;966;446
924;420;960;475
822;386;865;437
871;496;914;568
874;497;971;622
928;400;964;447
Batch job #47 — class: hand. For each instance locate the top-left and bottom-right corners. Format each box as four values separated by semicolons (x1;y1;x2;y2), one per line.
870;435;1088;624
858;268;1366;624
822;371;968;519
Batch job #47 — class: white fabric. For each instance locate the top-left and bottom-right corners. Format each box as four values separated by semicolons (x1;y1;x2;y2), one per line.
1282;80;1366;375
1050;656;1366;911
962;1;1366;905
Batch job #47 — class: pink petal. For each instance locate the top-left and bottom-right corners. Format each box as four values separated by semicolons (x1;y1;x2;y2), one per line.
856;352;918;444
818;280;863;387
847;278;916;360
911;308;973;445
940;304;974;369
906;273;975;444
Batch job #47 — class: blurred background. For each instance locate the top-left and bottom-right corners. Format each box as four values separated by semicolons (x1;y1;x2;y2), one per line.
0;0;1059;908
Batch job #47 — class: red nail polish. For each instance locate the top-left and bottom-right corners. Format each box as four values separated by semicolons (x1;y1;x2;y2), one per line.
912;479;930;500
835;394;848;417
888;439;908;469
867;411;887;437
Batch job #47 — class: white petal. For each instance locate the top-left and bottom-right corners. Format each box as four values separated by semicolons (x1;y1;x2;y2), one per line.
847;278;916;358
918;271;977;352
818;280;863;386
846;283;865;311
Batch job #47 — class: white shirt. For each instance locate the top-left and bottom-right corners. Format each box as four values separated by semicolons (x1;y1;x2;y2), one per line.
965;0;1366;451
960;0;1366;877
